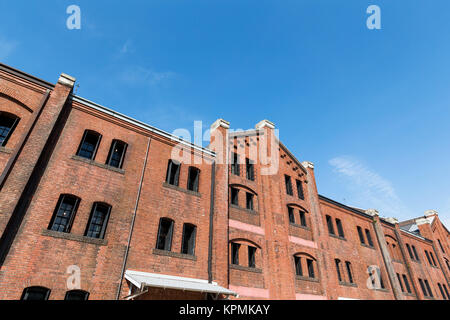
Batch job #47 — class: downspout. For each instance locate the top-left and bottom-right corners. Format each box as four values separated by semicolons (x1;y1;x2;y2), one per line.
116;136;151;300
208;161;216;283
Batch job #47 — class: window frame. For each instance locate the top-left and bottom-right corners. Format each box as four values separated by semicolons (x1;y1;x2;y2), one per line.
181;223;197;256
335;218;345;238
76;130;102;160
187;167;200;192
248;246;257;268
296;180;304;200
285;175;293;196
246;192;254;211
166;160;181;186
84;202;112;239
245;158;255;181
0;111;20;147
64;290;90;301
48;194;80;233
326;215;335;235
106;139;128;169
231;242;240;265
156;218;174;251
21;286;51;300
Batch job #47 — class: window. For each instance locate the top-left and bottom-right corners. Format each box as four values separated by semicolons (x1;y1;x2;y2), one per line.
285;175;293;196
246;158;254;181
377;268;385;289
48;195;80;233
294;256;303;276
231;152;240;176
156;218;174;251
438;239;445;254
76;130;102;160
406;244;414;260
246;193;254;210
299;210;307;227
231;243;240;265
21;287;51;300
231;187;239;206
402;274;412;294
288;207;295;224
336;219;345;238
296;180;304;200
424;280;433;297
106;140;127;168
357;226;365;245
438;283;448;300
446;259;450;272
425;250;432;265
345;261;353;283
335;259;342;282
307;259;315;278
326;215;335;235
166;160;181;186
365;229;374;247
181;224;197;255
65;290;89;301
429;251;437;266
397;273;405;293
418;278;427;296
0;112;20;147
187;167;200;192
248;246;256;268
443;284;449;300
84;202;111;239
412;245;420;261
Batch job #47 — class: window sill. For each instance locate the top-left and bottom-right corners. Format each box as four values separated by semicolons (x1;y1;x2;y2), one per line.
330;234;346;241
152;248;197;261
289;223;310;231
361;243;375;250
162;182;201;198
230;204;258;215
229;264;262;274
339;281;357;288
42;229;107;246
0;146;13;154
71;155;125;174
296;275;319;283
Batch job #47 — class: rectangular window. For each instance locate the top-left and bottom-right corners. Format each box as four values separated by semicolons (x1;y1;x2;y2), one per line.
335;259;342;282
412;245;420;261
84;203;111;239
357;226;365;245
336;218;345;238
365;229;374;247
288;207;295;224
246;193;254;211
106;140;127;168
187;167;200;192
166;160;181;186
438;239;445;254
294;256;303;276
296;180;304;200
246;158;255;181
231;187;239;206
406;244;414;260
231;243;240;265
231;152;240;176
425;250;432;265
0;112;20;147
181;224;197;255
299;211;307;227
418;278;427;296
248;246;256;268
345;261;353;283
424;280;433;297
402;275;412;294
76;130;101;160
443;284;449;300
156;218;174;251
429;251;437;266
438;283;446;300
307;259;315;278
377;268;385;289
48;195;80;233
397;273;405;292
326;215;335;235
285;175;293;196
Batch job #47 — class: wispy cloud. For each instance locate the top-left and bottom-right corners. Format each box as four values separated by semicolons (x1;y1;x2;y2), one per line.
119;39;134;55
119;66;176;87
0;36;18;60
329;155;411;219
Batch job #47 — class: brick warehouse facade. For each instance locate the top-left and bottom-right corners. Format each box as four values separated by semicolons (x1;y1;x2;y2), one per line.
0;63;449;300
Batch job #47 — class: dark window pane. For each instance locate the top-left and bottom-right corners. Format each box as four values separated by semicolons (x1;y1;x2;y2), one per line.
156;218;174;251
48;195;79;233
181;224;197;255
246;158;254;181
288;207;295;224
365;229;374;247
438;239;445;254
402;274;412;294
231;153;240;176
231;243;240;265
85;203;111;239
166;160;181;186
326;215;335;235
295;256;303;276
418;279;427;296
335;259;342;282
248;246;256;268
412;246;420;261
357;227;365;244
397;273;405;292
107;140;127;168
187;167;200;192
406;244;414;260
0;112;19;147
296;180;304;200
231;187;239;206
299;211;307;227
285;175;293;196
424;280;433;297
21;287;50;300
65;290;89;301
77;130;101;160
345;261;353;283
336;219;345;238
307;259;315;278
246;193;254;210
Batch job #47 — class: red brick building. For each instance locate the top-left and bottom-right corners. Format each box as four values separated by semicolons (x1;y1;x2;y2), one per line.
0;63;448;300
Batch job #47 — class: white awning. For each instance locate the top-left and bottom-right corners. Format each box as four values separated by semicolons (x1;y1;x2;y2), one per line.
125;270;238;297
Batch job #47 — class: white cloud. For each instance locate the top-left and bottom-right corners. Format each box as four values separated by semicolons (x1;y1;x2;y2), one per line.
119;66;176;86
329;155;411;219
0;36;18;60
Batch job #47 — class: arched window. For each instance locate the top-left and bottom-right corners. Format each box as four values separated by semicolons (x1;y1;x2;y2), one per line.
48;194;81;233
230;239;261;269
156;218;174;251
106;140;128;168
76;130;102;160
64;290;89;300
21;286;51;300
166;160;180;186
187;167;200;192
293;253;317;279
84;202;112;239
0;111;20;147
181;223;197;255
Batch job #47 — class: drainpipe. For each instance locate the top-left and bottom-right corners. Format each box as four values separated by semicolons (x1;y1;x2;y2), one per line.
116;136;151;300
208;161;216;283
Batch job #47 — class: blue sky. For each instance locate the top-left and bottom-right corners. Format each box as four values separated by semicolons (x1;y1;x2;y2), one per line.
1;1;449;227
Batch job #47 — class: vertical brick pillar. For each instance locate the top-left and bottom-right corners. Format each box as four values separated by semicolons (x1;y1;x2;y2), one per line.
368;211;405;300
209;119;230;289
302;161;330;299
0;73;75;266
